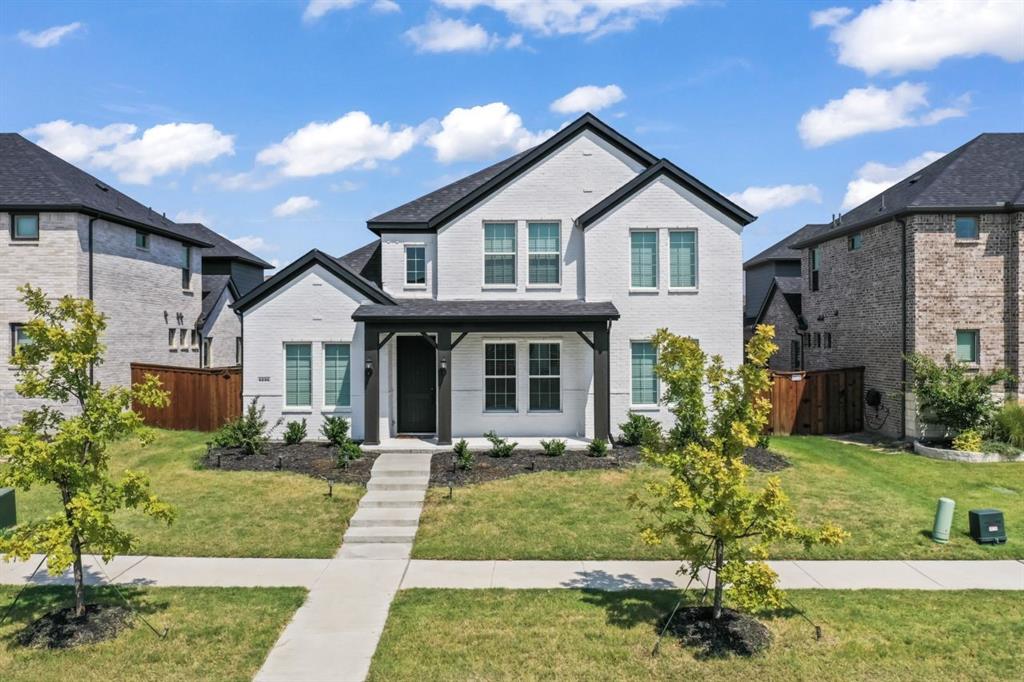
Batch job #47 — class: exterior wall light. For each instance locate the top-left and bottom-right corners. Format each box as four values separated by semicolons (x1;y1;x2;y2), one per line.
440;356;447;371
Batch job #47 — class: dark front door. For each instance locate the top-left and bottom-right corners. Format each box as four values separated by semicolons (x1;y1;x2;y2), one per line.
397;335;436;433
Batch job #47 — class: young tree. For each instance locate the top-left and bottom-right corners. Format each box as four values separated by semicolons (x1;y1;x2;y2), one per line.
0;285;174;617
634;324;847;620
906;352;1009;436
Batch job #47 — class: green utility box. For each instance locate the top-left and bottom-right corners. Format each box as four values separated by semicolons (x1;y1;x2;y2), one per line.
0;488;15;529
968;509;1006;544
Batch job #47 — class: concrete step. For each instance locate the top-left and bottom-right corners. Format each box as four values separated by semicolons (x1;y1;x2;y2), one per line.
359;490;425;508
368;468;430;478
343;526;417;544
337;542;413;560
349;507;422;528
367;477;429;491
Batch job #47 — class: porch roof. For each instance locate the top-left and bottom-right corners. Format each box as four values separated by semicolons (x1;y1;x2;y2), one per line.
352;299;619;324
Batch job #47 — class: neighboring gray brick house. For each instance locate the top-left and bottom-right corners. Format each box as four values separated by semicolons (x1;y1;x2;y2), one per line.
751;276;804;371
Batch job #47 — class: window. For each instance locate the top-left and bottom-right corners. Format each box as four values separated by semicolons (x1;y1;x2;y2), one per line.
324;343;351;408
825;332;832;349
405;245;426;285
529;343;560;411
956;330;979;364
190;329;198;351
790;340;801;370
814;332;821;348
11;214;39;240
202;337;211;367
631;341;658;406
484;342;516;411
285;344;312;407
181;244;192;289
810;246;822;291
848;233;862;251
168;329;176;349
10;324;30;355
179;328;187;348
235;337;243;365
135;230;150;249
528;222;560;285
631;231;658;288
669;230;697;288
484;222;516;285
955;216;979;240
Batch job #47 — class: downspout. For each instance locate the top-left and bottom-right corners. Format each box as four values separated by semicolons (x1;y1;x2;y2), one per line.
88;216;97;384
898;217;908;440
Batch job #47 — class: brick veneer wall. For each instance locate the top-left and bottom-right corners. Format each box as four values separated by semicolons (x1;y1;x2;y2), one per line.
758;289;802;371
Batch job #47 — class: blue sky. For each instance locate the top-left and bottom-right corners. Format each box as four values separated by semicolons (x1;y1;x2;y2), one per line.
2;0;1022;268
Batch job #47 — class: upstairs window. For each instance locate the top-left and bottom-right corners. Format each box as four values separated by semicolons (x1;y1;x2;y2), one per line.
790;340;801;370
181;244;192;289
136;230;150;249
202;337;212;367
631;341;658;406
285;343;312;407
528;222;560;285
10;323;30;355
954;216;979;240
405;245;426;285
484;222;516;285
528;342;560;411
11;213;39;240
669;230;697;288
235;337;243;365
630;231;658;289
956;330;979;364
324;343;351;408
847;233;862;251
484;342;517;411
810;246;822;291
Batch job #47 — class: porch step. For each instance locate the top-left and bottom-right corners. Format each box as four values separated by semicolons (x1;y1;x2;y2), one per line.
343;526;418;544
349;507;423;528
359;490;426;508
367;476;429;491
367;468;430;478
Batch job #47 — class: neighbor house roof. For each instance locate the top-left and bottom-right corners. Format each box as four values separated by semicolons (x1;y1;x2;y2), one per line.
0;133;212;247
176;222;273;268
352;299;619;323
753;276;805;329
197;274;239;329
743;223;828;269
793;132;1024;249
338;240;382;287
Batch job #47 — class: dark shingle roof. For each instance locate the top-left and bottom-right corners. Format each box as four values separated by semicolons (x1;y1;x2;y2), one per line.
753;276;803;327
198;274;236;328
353;299;619;323
794;133;1024;248
744;223;828;269
175;223;273;269
338;240;382;287
0;133;211;247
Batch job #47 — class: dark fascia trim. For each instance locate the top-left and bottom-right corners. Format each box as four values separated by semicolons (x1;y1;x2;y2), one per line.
360;319;614;334
233;249;395;313
577;159;757;229
742;254;801;271
366;113;659;235
0;204;214;247
201;254;273;270
752;280;779;328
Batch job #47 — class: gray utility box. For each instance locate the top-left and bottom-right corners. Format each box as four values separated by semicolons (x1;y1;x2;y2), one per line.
968;509;1006;544
0;488;15;529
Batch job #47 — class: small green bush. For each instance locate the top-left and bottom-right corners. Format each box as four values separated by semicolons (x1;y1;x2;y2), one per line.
907;353;1009;434
484;430;517;458
619;411;663;447
336;440;362;468
587;438;608;457
453;438;474;470
321;416;350;447
540;438;567;456
993;401;1024;448
981;440;1023;457
283;419;307;445
213;398;280;455
952;429;983;453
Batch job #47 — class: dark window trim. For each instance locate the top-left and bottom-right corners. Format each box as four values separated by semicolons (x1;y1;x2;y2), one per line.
135;229;150;250
847;232;862;251
810;247;821;291
181;244;192;289
10;212;40;241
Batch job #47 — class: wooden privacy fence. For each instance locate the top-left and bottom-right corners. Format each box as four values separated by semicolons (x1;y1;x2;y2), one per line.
768;367;864;436
131;363;241;432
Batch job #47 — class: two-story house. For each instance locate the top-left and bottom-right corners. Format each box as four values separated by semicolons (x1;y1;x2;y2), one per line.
788;133;1023;440
235;113;755;444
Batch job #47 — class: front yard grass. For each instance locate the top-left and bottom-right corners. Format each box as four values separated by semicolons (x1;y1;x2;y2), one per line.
9;429;362;558
368;588;1023;681
412;436;1023;560
0;585;305;681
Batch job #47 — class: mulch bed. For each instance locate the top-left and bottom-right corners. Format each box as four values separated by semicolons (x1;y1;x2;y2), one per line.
204;442;379;485
663;606;772;658
17;604;134;649
429;445;643;486
743;447;791;472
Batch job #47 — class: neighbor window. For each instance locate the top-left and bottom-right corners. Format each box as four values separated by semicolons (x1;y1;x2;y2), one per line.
814;332;821;348
825;332;832;349
11;214;39;240
285;343;312;407
168;329;176;349
810;246;822;291
528;222;560;285
10;324;30;355
235;337;243;365
484;342;516;411
790;340;801;370
484;222;516;285
669;230;697;288
135;230;150;249
630;231;658;288
954;216;979;240
202;337;212;367
405;245;426;285
179;328;187;348
847;233;862;251
324;343;351;408
529;342;560;411
190;329;198;350
631;341;658;406
956;330;979;364
181;244;192;289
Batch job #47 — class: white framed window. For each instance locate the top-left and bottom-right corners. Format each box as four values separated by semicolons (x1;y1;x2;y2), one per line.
405;244;426;286
630;230;658;289
135;230;150;249
179;328;187;348
190;329;199;350
324;343;351;409
631;341;658;406
528;222;560;285
954;216;979;240
956;330;979;364
285;343;312;408
669;230;697;289
484;222;516;286
484;341;517;411
528;342;560;411
168;329;177;349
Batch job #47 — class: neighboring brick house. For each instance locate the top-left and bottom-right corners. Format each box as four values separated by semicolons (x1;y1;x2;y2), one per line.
752;276;805;371
787;133;1023;440
742;223;823;328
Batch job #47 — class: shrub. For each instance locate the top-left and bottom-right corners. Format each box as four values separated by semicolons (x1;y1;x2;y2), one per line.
336;439;362;468
283;419;307;445
214;398;280;455
587;438;608;457
619;411;663;447
952;429;983;453
453;438;474;470
993;401;1024;448
321;416;350;447
484;430;517;458
540;438;567;456
906;353;1009;435
980;440;1023;457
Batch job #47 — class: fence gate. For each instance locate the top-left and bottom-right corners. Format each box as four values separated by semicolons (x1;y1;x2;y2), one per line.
768;367;864;435
131;363;241;432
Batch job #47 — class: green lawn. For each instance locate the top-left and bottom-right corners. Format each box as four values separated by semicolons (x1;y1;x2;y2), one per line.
10;429;362;558
0;585;305;681
369;589;1024;681
412;436;1023;560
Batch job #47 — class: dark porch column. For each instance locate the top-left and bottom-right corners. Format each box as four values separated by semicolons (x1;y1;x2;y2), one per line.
593;324;611;441
437;329;452;445
363;325;380;446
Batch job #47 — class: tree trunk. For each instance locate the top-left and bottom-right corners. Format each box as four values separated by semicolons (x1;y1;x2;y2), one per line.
712;538;725;620
60;485;86;617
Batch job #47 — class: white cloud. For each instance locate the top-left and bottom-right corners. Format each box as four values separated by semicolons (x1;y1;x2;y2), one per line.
427;102;554;163
272;196;320;217
727;184;822;215
815;0;1024;75
256;111;419;177
797;82;967;148
230;235;279;253
809;7;851;28
404;18;521;52
18;22;82;48
841;151;945;210
303;0;360;23
25;120;234;184
436;0;692;38
550;84;625;114
174;209;213;224
208;170;279;191
371;0;401;12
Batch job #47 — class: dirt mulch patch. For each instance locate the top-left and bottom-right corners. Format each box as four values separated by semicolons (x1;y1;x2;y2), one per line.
204;442;378;485
743;447;791;472
429;446;643;486
663;606;772;658
16;603;134;649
